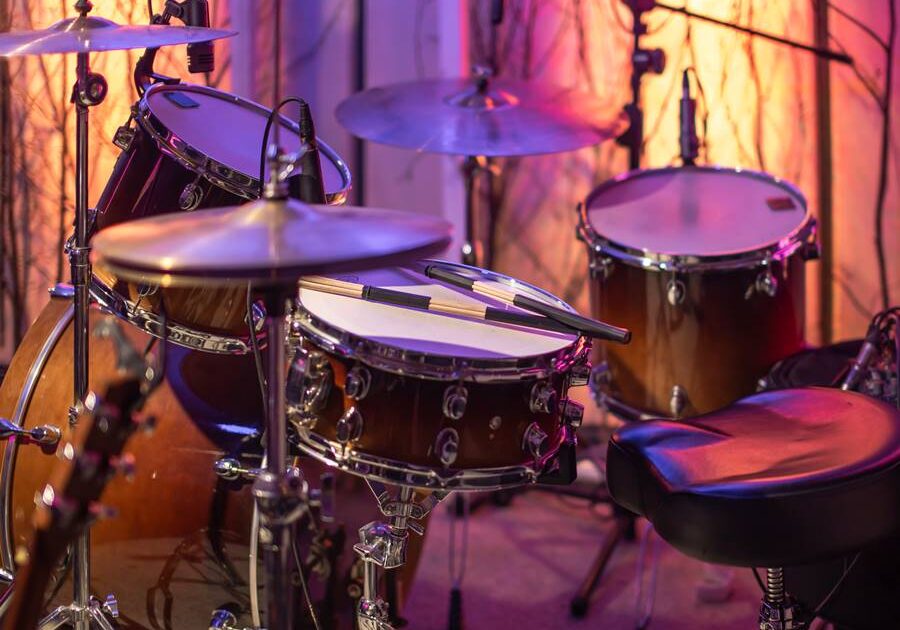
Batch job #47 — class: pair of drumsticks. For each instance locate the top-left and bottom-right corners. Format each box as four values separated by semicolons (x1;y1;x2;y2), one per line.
299;265;630;344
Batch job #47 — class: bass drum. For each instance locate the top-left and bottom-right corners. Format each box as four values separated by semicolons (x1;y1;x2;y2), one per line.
0;297;423;628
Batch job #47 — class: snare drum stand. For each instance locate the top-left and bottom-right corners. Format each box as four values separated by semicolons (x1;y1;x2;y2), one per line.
40;3;117;629
354;483;447;630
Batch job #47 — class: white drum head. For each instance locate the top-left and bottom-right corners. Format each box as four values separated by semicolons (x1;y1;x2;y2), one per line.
586;168;808;258
298;265;577;360
145;85;347;195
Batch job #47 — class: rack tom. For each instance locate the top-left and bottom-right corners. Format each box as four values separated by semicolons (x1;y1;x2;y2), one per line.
578;166;817;418
91;83;352;353
290;261;591;491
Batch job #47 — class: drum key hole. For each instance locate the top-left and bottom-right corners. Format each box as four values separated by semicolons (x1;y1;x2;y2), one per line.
442;385;468;420
529;381;557;414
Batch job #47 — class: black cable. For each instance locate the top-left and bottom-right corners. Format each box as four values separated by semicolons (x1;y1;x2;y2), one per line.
258;97;306;196
292;526;322;630
873;0;896;309
246;286;268;417
813;553;860;615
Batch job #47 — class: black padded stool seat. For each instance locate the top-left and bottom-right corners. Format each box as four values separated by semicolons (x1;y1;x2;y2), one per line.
607;387;900;568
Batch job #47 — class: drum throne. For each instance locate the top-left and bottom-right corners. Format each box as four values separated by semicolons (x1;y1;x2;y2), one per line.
605;387;900;629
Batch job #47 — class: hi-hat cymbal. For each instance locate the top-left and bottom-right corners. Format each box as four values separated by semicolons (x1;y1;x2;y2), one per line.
336;77;626;157
0;15;234;56
91;198;453;287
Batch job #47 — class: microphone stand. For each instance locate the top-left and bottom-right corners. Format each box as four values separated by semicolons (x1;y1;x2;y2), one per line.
615;0;853;170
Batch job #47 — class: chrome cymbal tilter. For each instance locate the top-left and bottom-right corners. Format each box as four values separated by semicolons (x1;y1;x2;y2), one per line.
355;483;447;630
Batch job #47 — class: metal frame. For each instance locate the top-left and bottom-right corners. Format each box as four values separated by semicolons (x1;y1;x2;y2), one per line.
294;260;590;383
136;82;352;205
90;279;251;354
294;424;574;491
577;165;817;273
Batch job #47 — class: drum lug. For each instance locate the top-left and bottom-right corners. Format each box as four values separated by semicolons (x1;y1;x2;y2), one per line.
112;124;136;152
747;268;779;299
569;362;591;387
336;407;364;444
179;175;205;211
529;381;558;414
559;398;584;429
0;417;62;450
589;252;614;280
670;385;687;419
213;457;262;482
286;349;333;424
666;278;686;306
345;365;373;401
522;422;549;464
442;385;468;420
434;427;460;467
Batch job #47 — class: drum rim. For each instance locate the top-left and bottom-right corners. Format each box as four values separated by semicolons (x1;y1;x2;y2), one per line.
136;82;352;205
577;165;817;272
293;424;572;491
293;260;590;382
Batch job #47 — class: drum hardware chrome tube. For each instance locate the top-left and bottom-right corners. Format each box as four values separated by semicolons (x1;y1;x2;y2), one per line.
842;325;881;392
669;385;687;420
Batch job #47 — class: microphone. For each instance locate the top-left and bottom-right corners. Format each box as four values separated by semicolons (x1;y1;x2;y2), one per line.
679;69;699;165
841;324;881;391
183;0;214;74
289;100;328;204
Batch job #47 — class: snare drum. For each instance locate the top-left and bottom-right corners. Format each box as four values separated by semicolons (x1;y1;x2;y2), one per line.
91;83;352;353
290;261;590;491
578;166;817;418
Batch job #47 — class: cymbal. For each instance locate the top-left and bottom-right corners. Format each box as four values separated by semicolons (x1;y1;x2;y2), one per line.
0;15;234;56
336;77;626;157
91;198;453;287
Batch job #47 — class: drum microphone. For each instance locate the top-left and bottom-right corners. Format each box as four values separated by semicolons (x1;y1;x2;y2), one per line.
289;100;328;204
679;69;699;166
183;0;214;74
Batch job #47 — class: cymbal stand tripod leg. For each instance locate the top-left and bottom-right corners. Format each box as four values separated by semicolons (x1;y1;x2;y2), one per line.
40;3;114;629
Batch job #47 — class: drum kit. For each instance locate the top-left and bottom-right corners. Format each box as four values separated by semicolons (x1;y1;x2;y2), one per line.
0;2;893;630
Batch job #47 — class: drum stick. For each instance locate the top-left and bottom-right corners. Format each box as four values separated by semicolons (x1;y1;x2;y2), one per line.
299;277;582;336
421;265;632;344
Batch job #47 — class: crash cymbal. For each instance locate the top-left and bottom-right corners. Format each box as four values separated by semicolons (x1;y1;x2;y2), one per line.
91;197;453;287
0;15;234;56
336;76;626;157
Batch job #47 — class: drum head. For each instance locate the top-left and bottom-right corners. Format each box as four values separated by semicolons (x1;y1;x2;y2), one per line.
143;84;348;197
586;167;809;260
298;264;578;362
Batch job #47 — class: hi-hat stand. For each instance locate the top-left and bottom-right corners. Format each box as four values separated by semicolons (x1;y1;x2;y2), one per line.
39;2;115;629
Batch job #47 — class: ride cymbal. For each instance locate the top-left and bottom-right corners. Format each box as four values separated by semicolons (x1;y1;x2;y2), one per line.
336;76;626;157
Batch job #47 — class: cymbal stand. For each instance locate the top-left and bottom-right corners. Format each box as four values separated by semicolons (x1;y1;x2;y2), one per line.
39;2;114;629
355;482;447;630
